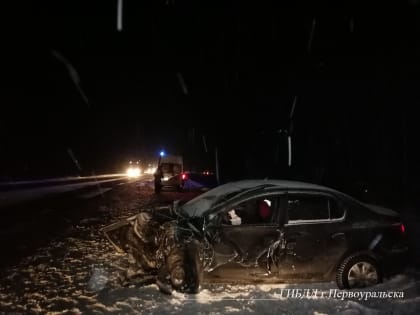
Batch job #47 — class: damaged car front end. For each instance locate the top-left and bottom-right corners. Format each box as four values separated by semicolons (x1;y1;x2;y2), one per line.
102;204;204;293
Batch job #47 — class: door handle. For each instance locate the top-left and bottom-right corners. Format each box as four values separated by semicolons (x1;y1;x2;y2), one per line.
331;232;344;239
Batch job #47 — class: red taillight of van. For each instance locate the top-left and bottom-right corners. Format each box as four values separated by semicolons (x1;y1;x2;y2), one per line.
181;173;187;180
400;223;405;234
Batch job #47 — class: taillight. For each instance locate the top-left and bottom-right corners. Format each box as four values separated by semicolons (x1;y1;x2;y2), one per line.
392;222;406;234
400;223;405;233
181;173;187;180
392;222;405;234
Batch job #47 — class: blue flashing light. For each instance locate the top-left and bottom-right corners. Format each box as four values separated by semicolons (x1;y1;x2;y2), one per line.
159;150;165;157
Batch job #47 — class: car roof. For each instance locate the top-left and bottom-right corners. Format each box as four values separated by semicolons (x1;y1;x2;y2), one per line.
198;179;340;197
181;179;347;217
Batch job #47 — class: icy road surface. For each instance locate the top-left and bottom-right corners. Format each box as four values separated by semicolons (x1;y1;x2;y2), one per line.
0;174;130;208
0;182;419;315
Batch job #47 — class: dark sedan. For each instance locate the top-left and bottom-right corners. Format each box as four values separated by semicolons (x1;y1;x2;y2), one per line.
103;180;408;293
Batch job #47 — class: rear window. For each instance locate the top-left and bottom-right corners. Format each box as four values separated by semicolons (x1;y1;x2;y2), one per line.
173;164;181;174
160;163;182;174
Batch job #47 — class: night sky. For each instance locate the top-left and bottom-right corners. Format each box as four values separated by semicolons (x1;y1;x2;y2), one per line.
2;1;420;205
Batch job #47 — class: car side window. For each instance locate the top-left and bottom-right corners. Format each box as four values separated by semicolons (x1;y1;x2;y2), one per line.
287;194;344;223
329;198;344;219
287;195;329;222
221;195;278;225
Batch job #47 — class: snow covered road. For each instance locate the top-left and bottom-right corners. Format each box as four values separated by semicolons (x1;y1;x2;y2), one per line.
0;174;133;208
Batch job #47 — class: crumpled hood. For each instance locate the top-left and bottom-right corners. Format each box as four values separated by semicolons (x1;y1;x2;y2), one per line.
102;209;202;294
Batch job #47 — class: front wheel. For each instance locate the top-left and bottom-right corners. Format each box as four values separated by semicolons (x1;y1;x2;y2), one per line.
336;255;382;289
184;241;203;293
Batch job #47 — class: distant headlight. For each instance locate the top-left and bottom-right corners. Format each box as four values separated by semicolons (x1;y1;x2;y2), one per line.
126;167;141;177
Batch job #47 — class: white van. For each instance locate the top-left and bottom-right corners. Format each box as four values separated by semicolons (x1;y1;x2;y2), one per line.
154;155;184;192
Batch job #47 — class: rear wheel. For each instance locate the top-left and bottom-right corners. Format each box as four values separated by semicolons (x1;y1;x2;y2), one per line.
336;255;381;289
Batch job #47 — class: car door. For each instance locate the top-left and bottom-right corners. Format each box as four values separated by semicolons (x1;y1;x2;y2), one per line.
280;192;346;279
206;193;287;281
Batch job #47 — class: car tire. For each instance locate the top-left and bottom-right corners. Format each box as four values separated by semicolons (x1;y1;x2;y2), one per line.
336;254;382;289
185;242;203;294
